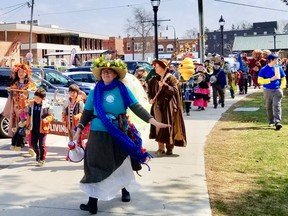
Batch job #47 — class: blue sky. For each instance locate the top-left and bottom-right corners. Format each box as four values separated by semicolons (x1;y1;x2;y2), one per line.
1;0;288;38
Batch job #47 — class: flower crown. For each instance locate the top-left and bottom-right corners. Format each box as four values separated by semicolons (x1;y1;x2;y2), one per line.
91;57;127;70
11;63;32;76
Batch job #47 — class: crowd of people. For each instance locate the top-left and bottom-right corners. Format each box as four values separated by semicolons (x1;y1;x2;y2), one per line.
2;48;286;214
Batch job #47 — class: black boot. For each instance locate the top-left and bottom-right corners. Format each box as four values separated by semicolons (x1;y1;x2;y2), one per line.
121;188;131;202
80;197;98;214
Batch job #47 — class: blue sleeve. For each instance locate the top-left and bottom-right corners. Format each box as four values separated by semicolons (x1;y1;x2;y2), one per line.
126;87;138;106
280;66;286;77
258;68;264;78
84;89;94;111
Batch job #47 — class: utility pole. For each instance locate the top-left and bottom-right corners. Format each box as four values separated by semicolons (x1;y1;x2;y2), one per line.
28;0;35;64
198;0;205;63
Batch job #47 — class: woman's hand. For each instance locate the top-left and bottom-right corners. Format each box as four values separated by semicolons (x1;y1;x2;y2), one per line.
149;99;155;104
149;118;171;128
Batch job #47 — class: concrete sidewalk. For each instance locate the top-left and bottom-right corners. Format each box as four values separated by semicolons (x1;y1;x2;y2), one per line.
0;89;258;216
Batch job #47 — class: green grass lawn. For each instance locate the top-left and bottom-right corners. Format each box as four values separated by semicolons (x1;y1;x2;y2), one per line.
205;91;288;216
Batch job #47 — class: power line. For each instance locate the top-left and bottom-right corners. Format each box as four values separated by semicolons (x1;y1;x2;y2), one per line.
0;2;27;10
39;3;148;16
214;0;288;12
0;3;28;17
3;4;27;22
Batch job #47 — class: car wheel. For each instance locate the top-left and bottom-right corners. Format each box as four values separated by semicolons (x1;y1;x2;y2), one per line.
0;115;10;138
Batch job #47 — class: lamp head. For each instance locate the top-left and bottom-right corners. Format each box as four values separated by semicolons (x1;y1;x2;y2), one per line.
151;0;161;7
219;15;225;27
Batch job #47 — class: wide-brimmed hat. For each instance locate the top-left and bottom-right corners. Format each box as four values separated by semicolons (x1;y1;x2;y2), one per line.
91;57;127;80
152;59;169;70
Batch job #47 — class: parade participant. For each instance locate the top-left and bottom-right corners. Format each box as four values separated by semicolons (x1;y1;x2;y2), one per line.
147;59;186;156
3;63;37;154
258;54;286;130
73;57;169;215
237;53;249;94
62;84;84;146
193;65;210;111
227;69;238;99
26;88;54;166
260;49;271;67
169;64;180;80
134;67;148;91
210;60;226;108
181;77;194;116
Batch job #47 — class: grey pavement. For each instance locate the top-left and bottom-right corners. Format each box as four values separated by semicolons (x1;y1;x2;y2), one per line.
0;88;259;216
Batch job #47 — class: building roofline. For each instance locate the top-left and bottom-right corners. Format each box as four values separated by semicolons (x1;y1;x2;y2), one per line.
0;22;109;40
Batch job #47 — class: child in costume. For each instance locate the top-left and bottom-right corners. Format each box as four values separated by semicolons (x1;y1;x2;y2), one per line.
193;65;210;111
62;84;84;147
26;88;53;167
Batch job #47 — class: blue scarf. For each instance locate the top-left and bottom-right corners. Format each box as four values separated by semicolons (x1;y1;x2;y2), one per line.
94;79;151;164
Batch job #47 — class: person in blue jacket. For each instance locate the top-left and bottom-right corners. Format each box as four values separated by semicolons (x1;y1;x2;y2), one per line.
210;61;227;108
258;53;286;130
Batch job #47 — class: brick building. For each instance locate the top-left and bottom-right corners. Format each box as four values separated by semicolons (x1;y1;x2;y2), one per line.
0;22;108;66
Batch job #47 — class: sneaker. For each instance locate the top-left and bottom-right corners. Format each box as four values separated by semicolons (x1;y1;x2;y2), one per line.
37;160;45;167
275;123;282;131
28;148;35;157
268;122;275;127
10;146;15;151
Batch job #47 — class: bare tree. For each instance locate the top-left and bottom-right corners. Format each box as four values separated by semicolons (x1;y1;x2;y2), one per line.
182;28;199;39
125;7;154;60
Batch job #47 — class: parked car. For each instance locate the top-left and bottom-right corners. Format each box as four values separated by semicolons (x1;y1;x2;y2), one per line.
82;60;92;67
0;67;68;138
32;68;94;95
82;60;153;75
124;60;153;74
63;71;96;85
66;66;91;72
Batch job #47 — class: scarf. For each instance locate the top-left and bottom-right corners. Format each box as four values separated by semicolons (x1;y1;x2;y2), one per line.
94;79;151;164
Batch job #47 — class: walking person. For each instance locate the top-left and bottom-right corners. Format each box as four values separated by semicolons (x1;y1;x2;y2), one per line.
3;63;36;153
210;61;227;108
147;59;186;156
26;88;54;166
193;65;210;111
258;54;286;130
73;57;169;214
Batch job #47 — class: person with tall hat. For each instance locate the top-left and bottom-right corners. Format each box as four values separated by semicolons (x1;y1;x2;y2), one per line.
3;63;37;154
73;57;169;214
147;59;186;156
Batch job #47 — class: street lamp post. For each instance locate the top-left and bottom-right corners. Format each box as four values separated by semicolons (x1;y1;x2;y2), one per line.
166;25;177;52
219;15;225;56
151;0;161;60
273;29;277;52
